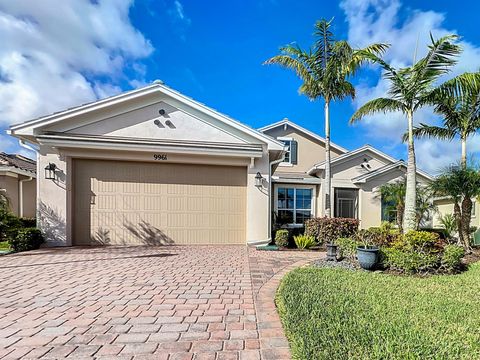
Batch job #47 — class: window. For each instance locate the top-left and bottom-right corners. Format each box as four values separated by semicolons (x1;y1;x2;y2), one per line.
277;187;313;225
283;140;292;163
334;188;358;219
277;137;297;165
473;201;476;217
381;197;397;223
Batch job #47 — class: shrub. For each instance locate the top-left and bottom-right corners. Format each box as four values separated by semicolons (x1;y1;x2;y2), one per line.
8;228;43;252
335;237;359;261
293;234;316;249
19;217;36;228
441;245;465;270
383;247;438;273
0;209;21;242
439;213;457;239
382;231;442;273
305;217;359;244
356;226;401;247
275;229;289;248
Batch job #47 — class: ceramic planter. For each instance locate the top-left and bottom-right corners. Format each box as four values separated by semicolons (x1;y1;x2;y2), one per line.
357;246;379;270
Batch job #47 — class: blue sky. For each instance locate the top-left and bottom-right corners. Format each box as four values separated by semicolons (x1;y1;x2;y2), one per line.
1;0;480;173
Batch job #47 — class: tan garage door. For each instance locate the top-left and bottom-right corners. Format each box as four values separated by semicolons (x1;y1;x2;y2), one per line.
73;159;247;245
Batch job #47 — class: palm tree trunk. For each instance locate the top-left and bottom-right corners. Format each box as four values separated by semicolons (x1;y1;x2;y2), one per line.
403;110;417;232
453;202;463;246
461;197;473;252
324;100;332;218
461;136;467;169
396;204;404;233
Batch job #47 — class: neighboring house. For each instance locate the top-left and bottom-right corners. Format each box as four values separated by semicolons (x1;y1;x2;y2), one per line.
433;197;480;229
8;82;284;246
0;153;36;218
259;119;433;229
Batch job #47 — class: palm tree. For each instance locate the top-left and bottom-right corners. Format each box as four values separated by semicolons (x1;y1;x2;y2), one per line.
378;178;435;231
378;180;406;232
407;72;480;168
350;34;462;232
430;165;480;251
264;18;388;217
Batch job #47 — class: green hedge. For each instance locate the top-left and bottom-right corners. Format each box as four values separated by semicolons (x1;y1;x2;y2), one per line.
8;228;44;252
305;217;359;244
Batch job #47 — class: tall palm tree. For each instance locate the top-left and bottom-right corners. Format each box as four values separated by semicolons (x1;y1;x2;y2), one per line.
407;72;480;168
350;34;462;232
264;18;388;217
378;180;406;232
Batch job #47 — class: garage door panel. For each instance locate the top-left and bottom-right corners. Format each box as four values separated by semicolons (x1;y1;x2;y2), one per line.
73;160;246;245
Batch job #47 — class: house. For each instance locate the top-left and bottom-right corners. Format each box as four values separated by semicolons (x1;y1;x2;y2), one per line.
8;82;284;246
433;197;480;229
0;153;36;218
259;119;433;229
8;82;432;247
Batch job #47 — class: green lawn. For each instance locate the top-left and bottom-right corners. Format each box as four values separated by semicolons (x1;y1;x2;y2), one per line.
276;264;480;360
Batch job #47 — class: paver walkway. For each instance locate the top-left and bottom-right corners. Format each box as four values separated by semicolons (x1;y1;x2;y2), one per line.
0;246;320;359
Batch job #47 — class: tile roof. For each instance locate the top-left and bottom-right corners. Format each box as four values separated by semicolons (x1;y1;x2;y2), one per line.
0;153;36;174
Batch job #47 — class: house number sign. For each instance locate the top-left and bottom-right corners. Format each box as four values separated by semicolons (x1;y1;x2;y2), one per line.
153;154;168;161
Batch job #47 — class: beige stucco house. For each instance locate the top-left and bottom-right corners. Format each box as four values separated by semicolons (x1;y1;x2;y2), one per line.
8;83;433;247
0;153;36;218
8;82;284;246
433;197;480;229
259;119;433;229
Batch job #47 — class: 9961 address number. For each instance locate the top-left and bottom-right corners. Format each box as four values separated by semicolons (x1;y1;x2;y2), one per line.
153;154;168;161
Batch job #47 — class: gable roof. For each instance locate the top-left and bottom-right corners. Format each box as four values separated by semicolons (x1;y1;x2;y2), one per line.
9;82;284;152
258;119;348;153
352;160;433;183
307;144;399;174
0;153;36;176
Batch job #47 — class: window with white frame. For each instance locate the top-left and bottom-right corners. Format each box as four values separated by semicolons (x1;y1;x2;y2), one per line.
277;137;297;165
334;188;358;219
276;187;313;225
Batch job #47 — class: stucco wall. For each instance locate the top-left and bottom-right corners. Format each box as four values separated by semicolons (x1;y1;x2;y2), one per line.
433;199;480;228
263;126;344;173
67;101;246;144
0;173;36;218
0;174;19;216
37;145;271;246
38;146;68;246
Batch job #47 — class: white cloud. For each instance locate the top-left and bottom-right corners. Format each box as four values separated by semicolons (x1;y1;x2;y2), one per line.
340;0;480;174
0;0;153;155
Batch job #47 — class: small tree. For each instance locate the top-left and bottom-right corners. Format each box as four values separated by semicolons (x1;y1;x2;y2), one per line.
379;179;435;231
430;166;480;251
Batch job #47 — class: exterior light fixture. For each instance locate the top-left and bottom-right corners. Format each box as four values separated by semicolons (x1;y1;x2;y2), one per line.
44;163;57;180
159;109;166;115
255;172;264;188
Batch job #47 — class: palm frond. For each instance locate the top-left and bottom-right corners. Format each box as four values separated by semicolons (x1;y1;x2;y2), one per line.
405;124;456;142
350;98;405;123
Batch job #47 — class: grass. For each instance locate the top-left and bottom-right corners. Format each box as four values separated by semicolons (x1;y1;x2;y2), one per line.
276;264;480;359
0;241;10;250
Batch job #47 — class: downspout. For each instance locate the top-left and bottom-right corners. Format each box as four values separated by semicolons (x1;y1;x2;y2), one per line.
268;155;285;242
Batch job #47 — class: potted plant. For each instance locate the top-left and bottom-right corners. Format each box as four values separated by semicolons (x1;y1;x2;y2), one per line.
356;230;379;270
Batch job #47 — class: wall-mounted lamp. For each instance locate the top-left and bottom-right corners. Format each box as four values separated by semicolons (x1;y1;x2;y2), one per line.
255;172;264;188
158;109;166;115
44;163;57;180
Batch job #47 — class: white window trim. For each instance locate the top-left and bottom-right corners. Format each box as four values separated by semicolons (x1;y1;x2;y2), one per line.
274;184;316;226
277;136;294;167
334;187;359;219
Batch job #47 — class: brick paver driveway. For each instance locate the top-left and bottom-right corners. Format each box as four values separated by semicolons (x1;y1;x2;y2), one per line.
0;246;319;359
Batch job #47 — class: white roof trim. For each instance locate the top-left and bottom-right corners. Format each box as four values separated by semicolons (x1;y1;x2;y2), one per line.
352;160;433;183
36;134;265;158
258;119;348;153
9;83;284;152
0;166;36;178
307;144;399;175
